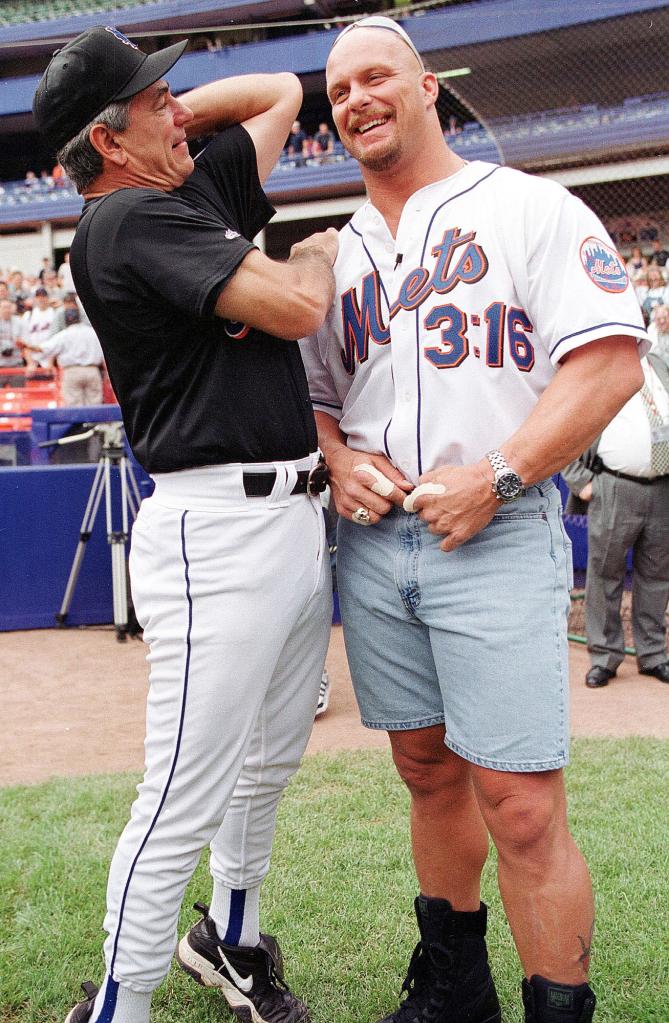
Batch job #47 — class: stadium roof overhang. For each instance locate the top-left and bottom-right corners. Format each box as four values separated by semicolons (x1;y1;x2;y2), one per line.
1;0;668;164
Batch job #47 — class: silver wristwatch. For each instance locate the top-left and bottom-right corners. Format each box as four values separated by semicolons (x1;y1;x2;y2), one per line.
486;450;524;503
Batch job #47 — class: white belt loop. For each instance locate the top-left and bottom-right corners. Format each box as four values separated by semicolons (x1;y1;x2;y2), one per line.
267;463;292;505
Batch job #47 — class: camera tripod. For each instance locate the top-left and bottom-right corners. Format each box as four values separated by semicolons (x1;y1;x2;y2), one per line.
43;422;142;641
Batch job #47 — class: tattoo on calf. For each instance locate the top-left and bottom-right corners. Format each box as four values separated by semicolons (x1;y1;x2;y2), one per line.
577;920;595;971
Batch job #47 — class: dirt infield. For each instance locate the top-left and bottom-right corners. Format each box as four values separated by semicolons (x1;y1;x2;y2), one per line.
1;624;668;787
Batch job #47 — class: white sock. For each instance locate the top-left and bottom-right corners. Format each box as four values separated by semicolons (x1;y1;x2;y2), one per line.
209;882;261;947
89;975;152;1023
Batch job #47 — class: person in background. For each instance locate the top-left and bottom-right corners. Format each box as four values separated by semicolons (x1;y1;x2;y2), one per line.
58;251;76;293
37;255;53;281
625;244;648;283
0;297;25;369
286;118;307;165
21;303;104;406
641;265;668;324
648;238;669;268
8;268;30;313
314;121;335;163
48;291;90;336
41;268;65;305
648;303;669;367
562;351;669;688
21;286;54;368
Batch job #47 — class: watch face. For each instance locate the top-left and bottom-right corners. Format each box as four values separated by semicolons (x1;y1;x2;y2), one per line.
496;470;524;502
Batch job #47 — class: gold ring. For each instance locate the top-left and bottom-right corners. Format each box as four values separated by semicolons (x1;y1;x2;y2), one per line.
352;506;371;526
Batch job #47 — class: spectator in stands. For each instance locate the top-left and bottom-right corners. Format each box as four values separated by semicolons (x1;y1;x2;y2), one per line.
24;169;38;190
626;244;648;282
21;286;54;368
0;298;24;368
649;303;669;367
41;268;65;305
21;303;104;405
286;118;307;165
49;291;90;335
58;251;75;292
52;163;67;187
314;121;335;163
633;268;649;308
0;281;10;302
8;268;30;314
447;114;461;136
562;351;669;688
648;238;669;267
40;169;55;190
641;265;669;323
37;256;53;282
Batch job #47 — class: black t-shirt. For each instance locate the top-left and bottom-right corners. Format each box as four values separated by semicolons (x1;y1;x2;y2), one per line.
70;126;317;473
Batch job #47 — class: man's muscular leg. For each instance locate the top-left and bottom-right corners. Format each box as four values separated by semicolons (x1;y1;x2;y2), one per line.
472;766;594;985
389;725;489;907
384;726;501;1023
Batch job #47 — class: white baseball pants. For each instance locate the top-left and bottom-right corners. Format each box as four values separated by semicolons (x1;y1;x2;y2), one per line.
101;456;331;990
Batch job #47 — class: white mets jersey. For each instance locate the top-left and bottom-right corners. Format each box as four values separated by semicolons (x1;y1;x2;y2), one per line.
300;161;648;484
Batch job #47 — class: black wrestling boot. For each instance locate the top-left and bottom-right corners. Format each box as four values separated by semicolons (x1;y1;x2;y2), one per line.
522;975;596;1022
378;895;501;1023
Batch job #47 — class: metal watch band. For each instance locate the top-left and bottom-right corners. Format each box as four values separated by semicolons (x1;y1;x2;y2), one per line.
486;449;511;475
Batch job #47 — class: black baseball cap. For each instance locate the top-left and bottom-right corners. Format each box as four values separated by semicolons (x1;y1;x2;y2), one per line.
33;26;187;152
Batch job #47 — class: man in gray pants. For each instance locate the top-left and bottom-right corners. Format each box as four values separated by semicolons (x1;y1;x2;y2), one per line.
562;351;669;687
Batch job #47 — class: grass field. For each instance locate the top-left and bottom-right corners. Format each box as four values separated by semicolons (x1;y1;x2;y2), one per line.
1;741;668;1023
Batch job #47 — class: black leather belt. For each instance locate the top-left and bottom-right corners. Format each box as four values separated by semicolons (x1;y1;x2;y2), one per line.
600;465;669;486
243;459;329;497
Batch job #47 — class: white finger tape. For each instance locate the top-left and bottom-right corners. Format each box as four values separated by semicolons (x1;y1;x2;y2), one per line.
403;482;446;513
353;462;395;497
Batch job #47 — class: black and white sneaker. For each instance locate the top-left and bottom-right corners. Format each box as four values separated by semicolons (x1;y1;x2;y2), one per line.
64;982;99;1023
176;902;310;1023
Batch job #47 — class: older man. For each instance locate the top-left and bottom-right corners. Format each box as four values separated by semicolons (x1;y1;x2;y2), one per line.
301;16;648;1023
33;25;337;1023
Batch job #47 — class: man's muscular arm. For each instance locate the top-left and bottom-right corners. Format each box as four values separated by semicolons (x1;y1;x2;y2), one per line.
215;229;338;339
316;411;411;522
414;336;644;551
182;73;302;183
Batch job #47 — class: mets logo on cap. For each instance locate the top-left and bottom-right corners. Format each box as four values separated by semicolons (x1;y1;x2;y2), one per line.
105;26;139;49
580;237;628;293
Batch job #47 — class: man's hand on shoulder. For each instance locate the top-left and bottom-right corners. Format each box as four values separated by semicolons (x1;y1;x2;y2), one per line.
215;230;338;340
290;228;339;269
409;463;499;552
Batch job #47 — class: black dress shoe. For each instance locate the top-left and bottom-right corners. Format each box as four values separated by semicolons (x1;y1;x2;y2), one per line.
585;666;615;688
639;661;669;683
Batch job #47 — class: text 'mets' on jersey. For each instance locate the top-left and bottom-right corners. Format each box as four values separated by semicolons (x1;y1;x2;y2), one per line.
300;161;648;484
71;126;317;474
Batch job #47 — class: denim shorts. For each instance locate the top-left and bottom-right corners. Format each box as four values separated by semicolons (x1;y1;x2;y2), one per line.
336;481;573;772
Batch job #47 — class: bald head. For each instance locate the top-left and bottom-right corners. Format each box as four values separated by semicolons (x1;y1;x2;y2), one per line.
330;16;425;71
